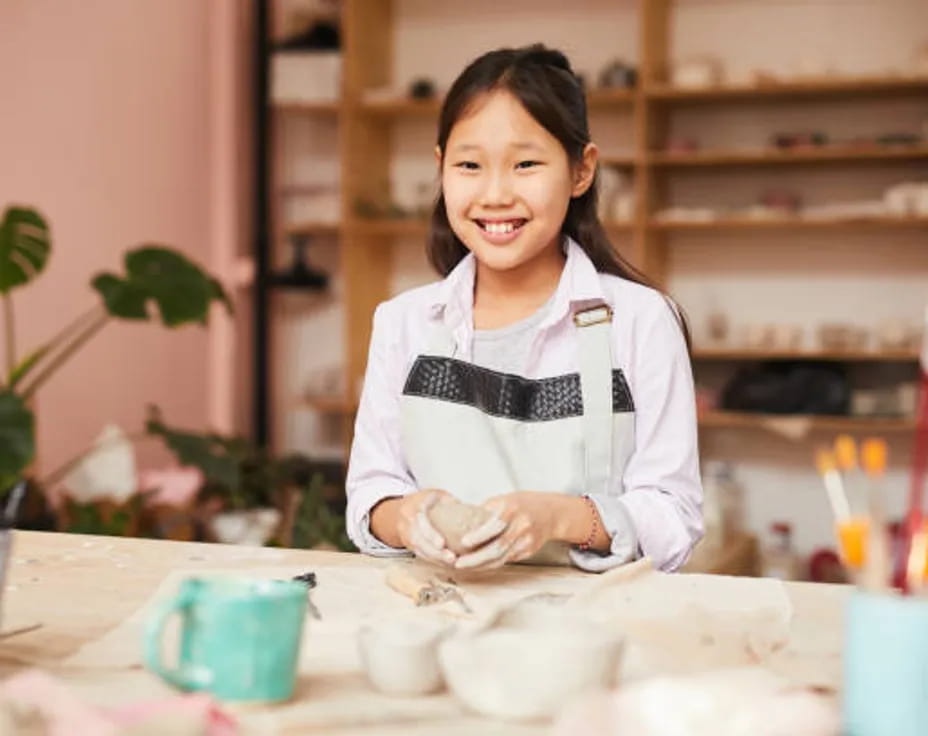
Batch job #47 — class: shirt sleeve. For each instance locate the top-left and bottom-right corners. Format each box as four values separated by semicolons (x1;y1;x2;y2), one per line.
617;296;704;571
344;303;415;557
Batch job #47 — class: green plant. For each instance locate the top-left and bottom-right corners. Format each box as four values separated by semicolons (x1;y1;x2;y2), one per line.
0;204;231;494
145;405;273;510
146;405;353;550
291;473;353;551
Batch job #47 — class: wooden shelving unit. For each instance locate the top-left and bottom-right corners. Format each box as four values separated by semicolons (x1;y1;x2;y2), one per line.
647;75;928;102
692;348;920;362
254;0;926;454
272;101;341;115
698;411;915;433
654;216;928;231
649;145;928;167
284;221;341;238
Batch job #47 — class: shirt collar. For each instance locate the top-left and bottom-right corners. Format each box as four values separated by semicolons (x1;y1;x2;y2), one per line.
429;236;607;330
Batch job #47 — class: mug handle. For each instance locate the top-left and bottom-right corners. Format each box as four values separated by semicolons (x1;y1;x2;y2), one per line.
144;584;212;691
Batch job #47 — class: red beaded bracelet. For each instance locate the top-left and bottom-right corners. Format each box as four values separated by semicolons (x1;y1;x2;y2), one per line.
579;496;599;551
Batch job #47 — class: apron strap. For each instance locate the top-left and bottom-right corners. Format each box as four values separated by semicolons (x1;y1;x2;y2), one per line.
427;320;457;358
573;303;614;496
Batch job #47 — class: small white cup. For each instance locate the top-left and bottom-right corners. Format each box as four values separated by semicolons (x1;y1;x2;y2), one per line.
358;618;450;696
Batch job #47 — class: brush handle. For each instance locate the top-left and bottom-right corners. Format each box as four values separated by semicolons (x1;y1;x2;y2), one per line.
898;375;928;590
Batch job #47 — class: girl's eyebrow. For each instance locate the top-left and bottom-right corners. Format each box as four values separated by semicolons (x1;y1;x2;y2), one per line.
448;141;545;154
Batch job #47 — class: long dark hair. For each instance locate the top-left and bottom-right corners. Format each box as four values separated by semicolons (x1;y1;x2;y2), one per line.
428;44;690;347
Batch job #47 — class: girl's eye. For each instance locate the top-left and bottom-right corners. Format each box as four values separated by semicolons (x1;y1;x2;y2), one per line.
515;160;541;170
453;161;479;171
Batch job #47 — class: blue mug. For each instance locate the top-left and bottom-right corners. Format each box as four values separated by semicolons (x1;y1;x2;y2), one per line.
843;590;928;736
145;577;308;702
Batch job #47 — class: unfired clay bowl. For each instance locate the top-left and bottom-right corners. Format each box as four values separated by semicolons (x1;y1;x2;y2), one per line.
438;623;624;721
358;618;451;696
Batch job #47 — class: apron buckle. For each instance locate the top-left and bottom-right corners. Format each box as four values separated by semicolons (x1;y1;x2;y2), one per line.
573;304;613;328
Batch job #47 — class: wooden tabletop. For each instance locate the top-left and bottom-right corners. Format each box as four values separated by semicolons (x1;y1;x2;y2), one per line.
1;531;851;734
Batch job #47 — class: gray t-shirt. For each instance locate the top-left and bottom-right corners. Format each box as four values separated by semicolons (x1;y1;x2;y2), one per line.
472;296;554;375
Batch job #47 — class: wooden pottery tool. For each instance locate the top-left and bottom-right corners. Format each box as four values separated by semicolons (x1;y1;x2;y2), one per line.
385;564;472;614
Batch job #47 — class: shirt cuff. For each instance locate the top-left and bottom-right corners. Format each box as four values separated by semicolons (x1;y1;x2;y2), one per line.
567;493;639;572
346;485;413;558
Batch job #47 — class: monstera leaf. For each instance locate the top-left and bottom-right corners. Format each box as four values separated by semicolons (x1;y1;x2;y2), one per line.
0;206;50;294
145;406;242;491
92;247;231;326
0;390;34;494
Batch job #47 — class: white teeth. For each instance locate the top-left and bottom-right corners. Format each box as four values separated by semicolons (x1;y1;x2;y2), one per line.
484;221;518;235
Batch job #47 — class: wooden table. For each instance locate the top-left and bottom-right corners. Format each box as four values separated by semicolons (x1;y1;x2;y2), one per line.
1;531;850;735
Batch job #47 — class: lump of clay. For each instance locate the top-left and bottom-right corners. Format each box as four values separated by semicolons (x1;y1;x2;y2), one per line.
428;498;495;554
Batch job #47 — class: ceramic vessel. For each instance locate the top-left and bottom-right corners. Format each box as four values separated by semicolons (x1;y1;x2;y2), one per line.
438;622;623;721
358;618;450;696
209;508;281;546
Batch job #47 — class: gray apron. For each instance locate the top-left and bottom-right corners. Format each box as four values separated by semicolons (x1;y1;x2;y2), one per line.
399;304;636;564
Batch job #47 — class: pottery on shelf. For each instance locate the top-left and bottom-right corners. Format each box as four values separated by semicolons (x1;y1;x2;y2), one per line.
209;508;281;546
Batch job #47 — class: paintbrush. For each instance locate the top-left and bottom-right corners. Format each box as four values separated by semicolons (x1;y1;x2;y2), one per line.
817;447;857;573
897;307;928;591
906;528;928;595
834;435;869;572
816;448;851;523
860;438;891;591
835;435;863;509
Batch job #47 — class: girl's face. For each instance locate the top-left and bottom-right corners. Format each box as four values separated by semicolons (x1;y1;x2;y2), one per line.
439;90;597;276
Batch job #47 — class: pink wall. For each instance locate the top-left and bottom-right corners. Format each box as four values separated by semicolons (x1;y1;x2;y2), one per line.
0;1;239;475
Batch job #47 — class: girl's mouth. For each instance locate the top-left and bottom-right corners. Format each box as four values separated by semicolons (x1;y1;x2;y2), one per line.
473;218;528;243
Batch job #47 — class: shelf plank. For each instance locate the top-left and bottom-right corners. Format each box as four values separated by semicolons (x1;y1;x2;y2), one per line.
600;154;637;167
693;348;919;362
585;88;637;107
654;216;928;231
649;145;928;167
300;396;358;414
357;98;440;116
603;220;635;232
285;222;340;238
346;219;429;237
647;76;928;102
272;101;340;114
357;89;636;117
698;411;915;432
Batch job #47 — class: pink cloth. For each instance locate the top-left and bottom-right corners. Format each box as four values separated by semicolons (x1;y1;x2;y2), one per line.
0;670;237;736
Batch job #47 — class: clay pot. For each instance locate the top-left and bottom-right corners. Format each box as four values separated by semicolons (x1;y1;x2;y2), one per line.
358;618;451;695
438;622;623;721
208;508;281;546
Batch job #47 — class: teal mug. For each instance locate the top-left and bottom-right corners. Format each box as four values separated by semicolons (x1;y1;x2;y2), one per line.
144;577;308;702
843;590;928;736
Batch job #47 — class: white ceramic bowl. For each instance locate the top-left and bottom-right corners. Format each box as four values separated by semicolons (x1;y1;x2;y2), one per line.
438;623;623;721
358;618;450;696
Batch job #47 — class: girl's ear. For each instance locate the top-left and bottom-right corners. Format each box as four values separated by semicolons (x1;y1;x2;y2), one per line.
434;145;443;169
571;143;599;198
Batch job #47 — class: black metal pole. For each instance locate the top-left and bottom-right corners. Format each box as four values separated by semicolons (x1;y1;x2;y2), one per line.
252;0;270;447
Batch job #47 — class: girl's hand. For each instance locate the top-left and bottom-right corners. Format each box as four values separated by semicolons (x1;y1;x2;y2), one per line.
395;489;458;566
455;491;565;570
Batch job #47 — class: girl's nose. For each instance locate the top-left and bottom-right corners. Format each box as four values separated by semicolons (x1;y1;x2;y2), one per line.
478;170;515;207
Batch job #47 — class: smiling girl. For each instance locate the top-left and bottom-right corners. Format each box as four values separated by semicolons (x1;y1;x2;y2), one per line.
345;44;703;573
